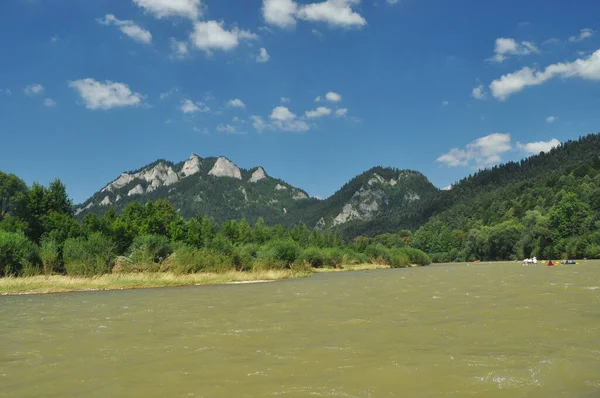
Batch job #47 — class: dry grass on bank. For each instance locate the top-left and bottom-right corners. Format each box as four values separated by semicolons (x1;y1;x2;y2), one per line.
0;270;308;296
312;263;392;273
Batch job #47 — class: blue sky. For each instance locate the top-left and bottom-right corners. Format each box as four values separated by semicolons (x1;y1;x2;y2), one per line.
1;0;599;203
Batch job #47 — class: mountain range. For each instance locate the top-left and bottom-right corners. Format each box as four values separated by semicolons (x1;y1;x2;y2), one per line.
76;133;600;242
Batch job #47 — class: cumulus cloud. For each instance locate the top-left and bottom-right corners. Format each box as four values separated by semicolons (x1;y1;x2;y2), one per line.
268;106;310;132
251;115;267;132
517;138;561;154
297;0;366;28
437;133;513;168
227;98;246;108
569;28;594;43
263;0;298;28
189;21;257;53
305;106;332;118
335;108;348;117
0;88;12;95
180;99;209;113
256;47;270;63
159;87;178;100
270;105;296;121
263;0;366;29
488;38;539;63
97;14;152;45
442;100;449;106
24;84;44;96
170;38;189;58
43;98;56;108
216;123;237;133
472;84;486;100
280;97;290;103
69;79;144;110
133;0;202;20
490;49;600;100
546;116;557;123
325;91;342;102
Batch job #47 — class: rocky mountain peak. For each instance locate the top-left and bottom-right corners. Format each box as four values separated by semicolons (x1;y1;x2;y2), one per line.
249;167;268;183
208;157;242;180
180;154;202;178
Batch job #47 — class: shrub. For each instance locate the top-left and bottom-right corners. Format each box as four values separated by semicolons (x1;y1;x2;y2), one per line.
63;233;116;276
231;244;257;271
388;249;410;268
398;247;432;266
364;244;391;265
301;247;327;268
209;235;234;255
40;236;61;274
129;234;172;266
258;239;301;267
0;231;41;276
342;249;368;265
323;248;344;268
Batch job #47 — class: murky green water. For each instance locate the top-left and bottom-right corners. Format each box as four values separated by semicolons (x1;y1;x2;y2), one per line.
1;262;599;397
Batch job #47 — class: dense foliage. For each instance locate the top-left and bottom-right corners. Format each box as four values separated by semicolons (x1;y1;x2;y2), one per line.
0;172;430;276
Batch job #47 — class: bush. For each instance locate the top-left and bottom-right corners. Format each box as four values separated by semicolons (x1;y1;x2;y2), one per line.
63;233;116;276
301;247;327;268
342;249;368;265
388;249;410;268
231;244;257;271
398;247;432;266
258;239;300;267
129;234;172;266
364;244;391;265
0;231;41;276
40;236;61;274
323;248;344;268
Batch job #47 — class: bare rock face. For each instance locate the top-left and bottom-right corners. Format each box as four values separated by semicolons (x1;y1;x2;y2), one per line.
275;183;287;191
333;185;387;226
75;202;94;216
100;196;112;206
180;154;202;178
249;167;267;183
208;157;242;179
404;191;420;202
116;195;121;202
293;191;308;200
101;173;134;193
128;184;144;196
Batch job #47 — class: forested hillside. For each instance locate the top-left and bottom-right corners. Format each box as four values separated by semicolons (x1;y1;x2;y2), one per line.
411;134;600;261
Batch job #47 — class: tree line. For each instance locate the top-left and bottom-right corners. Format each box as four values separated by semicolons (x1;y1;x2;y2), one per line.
0;172;431;277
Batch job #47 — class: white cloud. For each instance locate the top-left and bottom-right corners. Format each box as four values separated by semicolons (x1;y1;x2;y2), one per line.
325;91;342;102
0;88;11;95
263;0;298;28
517;138;561;154
569;28;594;43
160;87;178;100
437;133;512;168
216;123;237;133
472;84;486;99
190;21;256;53
305;106;332;118
24;84;44;96
490;49;600;100
170;38;189;58
50;35;59;43
227;98;246;108
546;116;557;123
297;0;366;28
98;14;152;45
69;79;144;110
386;0;400;4
488;38;539;63
256;47;270;63
335;108;348;117
133;0;202;20
315;96;322;102
269;106;310;132
312;29;325;39
251;115;267;132
280;97;290;103
43;98;56;108
181;99;209;113
442;100;449;106
270;105;296;121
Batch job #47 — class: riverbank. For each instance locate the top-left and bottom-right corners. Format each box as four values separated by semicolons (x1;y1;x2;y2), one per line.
0;263;392;295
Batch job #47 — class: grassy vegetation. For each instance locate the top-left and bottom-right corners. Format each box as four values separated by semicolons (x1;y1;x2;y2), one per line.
0;269;309;295
0;262;403;295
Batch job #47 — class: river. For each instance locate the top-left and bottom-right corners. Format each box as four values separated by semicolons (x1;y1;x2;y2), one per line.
1;262;599;397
